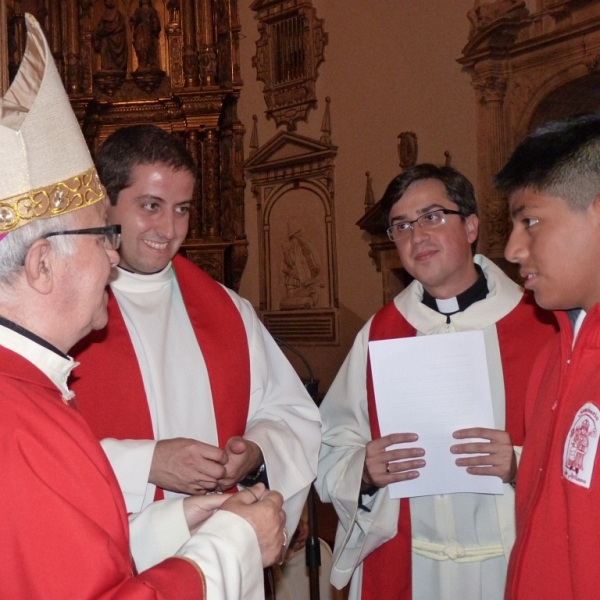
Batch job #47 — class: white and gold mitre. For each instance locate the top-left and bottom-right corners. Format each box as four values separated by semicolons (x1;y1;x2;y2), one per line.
0;14;103;234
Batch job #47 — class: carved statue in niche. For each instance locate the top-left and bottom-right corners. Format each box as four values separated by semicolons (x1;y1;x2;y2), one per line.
467;0;528;37
93;0;127;72
130;0;161;70
279;218;324;310
167;0;181;27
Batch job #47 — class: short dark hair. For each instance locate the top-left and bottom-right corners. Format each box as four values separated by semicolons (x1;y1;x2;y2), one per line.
495;113;600;211
380;163;478;223
96;125;196;206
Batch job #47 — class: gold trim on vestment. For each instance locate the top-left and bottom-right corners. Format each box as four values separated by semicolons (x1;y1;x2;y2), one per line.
0;167;104;233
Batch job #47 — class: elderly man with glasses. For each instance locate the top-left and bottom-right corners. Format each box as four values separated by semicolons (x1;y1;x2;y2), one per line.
316;164;557;600
0;14;286;599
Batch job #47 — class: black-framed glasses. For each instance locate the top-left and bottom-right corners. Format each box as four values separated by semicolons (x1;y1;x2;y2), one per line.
43;225;121;250
386;209;464;241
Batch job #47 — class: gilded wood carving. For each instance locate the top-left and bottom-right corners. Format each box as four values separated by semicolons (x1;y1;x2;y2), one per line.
3;0;248;290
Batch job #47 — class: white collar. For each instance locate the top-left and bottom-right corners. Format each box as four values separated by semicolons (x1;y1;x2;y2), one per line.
573;310;587;347
0;323;77;400
111;263;174;294
435;296;460;314
394;254;524;334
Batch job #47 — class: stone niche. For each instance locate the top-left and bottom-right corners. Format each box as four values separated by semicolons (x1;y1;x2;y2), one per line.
245;129;339;344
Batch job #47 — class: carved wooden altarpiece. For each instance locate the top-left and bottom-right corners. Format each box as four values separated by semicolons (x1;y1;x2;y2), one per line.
460;0;600;272
2;0;248;290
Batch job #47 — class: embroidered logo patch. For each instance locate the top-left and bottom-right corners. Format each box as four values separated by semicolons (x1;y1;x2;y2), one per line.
563;402;600;488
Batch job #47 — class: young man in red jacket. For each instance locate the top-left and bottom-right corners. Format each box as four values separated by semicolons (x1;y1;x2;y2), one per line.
497;113;600;600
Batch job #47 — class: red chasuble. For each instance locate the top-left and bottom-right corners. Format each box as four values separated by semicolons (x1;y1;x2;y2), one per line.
360;292;558;600
0;346;203;599
71;255;251;498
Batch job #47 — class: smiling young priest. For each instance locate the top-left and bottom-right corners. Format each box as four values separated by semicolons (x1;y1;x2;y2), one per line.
316;164;557;600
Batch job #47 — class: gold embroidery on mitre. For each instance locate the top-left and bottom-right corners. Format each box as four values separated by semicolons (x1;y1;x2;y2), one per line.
0;167;104;233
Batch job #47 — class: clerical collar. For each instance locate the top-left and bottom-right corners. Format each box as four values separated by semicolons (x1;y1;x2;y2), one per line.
112;262;173;294
0;315;68;358
421;264;488;319
117;265;167;276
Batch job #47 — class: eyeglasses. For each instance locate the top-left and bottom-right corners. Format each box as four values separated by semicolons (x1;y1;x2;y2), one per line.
43;225;121;250
386;209;463;241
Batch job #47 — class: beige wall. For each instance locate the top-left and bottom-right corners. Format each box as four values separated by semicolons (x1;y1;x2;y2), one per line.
237;1;479;389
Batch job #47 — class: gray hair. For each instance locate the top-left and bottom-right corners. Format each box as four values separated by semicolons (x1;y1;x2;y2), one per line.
0;211;79;288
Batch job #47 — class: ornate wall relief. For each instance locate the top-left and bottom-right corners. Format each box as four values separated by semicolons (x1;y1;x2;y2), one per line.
250;0;328;131
245;106;339;344
459;0;600;270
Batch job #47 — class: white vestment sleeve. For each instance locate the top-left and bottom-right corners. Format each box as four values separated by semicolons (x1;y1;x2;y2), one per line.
129;498;191;571
177;510;264;600
100;438;157;513
315;319;400;590
225;290;322;536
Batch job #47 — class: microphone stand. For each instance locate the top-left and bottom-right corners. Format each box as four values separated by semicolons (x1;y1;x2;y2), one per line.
274;337;321;600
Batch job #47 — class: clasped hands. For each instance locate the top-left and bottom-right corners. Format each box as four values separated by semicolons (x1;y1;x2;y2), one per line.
149;436;264;495
361;428;517;490
182;483;287;567
151;438;287;567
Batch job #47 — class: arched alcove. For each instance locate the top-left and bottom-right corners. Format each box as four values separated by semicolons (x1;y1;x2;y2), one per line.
528;73;600;132
244;130;339;344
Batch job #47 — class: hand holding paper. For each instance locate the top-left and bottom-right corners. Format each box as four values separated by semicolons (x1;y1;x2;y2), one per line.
451;426;516;483
369;330;504;498
362;432;425;490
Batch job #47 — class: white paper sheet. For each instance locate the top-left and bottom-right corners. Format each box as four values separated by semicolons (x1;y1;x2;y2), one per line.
369;330;503;498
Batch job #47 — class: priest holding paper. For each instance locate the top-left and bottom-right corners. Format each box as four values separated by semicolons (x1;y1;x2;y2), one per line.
315;164;557;600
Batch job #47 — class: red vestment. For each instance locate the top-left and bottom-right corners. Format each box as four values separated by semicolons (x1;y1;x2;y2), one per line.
0;345;203;599
70;255;251;470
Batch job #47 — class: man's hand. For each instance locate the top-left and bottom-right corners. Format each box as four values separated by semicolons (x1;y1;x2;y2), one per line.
149;438;228;494
363;432;425;489
220;484;286;567
451;427;516;483
217;437;263;491
183;494;228;533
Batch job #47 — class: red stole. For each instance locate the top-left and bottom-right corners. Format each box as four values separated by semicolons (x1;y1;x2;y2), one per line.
361;293;557;600
71;255;251;498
